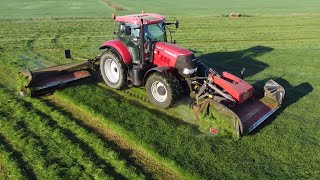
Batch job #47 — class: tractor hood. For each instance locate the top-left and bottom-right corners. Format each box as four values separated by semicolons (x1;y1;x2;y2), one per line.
153;42;197;77
154;42;193;58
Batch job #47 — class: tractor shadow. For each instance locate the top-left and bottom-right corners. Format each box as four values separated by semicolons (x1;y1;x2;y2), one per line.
197;45;273;77
250;77;313;135
173;45;274;112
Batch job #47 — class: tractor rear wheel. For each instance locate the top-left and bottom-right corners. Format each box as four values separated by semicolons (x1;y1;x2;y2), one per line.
146;72;179;108
100;51;127;89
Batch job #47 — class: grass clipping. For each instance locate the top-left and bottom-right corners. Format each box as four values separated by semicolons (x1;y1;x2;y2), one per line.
16;71;32;97
195;101;239;139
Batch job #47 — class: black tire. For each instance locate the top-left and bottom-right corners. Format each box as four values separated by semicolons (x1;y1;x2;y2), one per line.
145;72;179;108
100;51;127;89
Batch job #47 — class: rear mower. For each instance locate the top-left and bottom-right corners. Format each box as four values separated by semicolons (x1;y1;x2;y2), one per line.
19;13;285;138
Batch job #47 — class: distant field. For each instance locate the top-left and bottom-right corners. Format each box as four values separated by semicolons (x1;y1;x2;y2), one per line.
0;0;320;19
0;0;110;19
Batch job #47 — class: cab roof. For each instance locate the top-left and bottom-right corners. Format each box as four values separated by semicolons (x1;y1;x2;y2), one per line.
115;13;165;25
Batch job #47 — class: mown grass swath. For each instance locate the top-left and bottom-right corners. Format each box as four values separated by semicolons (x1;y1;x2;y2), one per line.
0;135;26;180
0;89;147;179
0;9;319;179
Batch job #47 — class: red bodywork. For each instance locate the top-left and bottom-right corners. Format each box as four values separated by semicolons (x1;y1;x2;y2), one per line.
153;42;193;67
116;13;165;25
214;72;254;103
100;40;132;64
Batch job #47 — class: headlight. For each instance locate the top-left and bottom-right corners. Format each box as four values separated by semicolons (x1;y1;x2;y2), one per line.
175;54;197;77
183;67;198;74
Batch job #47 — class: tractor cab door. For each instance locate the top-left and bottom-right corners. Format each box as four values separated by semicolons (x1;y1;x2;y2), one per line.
118;23;141;64
118;22;166;65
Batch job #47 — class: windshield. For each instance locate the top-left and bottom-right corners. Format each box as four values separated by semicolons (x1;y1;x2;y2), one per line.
144;23;165;42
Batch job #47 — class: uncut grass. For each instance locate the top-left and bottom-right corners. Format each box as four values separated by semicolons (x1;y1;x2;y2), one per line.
0;16;319;179
1;0;319;19
0;89;144;179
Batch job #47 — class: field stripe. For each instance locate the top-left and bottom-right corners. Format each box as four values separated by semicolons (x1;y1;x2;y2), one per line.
25;98;145;179
101;0;127;11
0;113;61;179
43;95;189;180
0;134;28;180
0;90;131;179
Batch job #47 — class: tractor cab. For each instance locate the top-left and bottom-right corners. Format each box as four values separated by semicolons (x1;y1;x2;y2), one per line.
114;13;177;64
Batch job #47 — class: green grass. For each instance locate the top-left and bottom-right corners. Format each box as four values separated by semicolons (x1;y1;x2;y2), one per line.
0;0;319;19
0;0;320;179
0;89;149;179
0;0;111;19
115;0;320;16
0;141;25;180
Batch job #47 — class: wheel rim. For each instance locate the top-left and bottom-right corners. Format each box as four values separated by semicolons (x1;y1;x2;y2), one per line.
151;81;167;103
104;59;120;83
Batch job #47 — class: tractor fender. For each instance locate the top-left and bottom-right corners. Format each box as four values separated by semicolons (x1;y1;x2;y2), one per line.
143;66;171;84
100;39;132;64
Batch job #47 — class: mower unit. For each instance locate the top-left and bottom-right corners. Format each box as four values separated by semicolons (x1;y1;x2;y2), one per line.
19;13;285;138
18;51;99;96
191;69;285;137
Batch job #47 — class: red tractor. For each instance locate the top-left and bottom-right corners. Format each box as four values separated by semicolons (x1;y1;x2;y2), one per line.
19;13;285;137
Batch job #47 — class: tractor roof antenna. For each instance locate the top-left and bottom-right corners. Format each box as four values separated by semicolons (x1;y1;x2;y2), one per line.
140;18;145;68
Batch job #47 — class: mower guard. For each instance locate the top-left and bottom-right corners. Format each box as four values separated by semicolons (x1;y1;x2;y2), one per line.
194;79;285;137
235;80;285;135
19;61;92;96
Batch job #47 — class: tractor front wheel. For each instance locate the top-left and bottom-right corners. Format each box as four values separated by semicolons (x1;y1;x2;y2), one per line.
100;51;127;89
146;72;178;108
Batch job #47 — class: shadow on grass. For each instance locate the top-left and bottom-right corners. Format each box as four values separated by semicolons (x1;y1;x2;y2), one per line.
50;77;203;135
40;98;154;179
1;109;81;179
0;132;37;180
21;101;130;180
250;77;313;135
198;45;273;77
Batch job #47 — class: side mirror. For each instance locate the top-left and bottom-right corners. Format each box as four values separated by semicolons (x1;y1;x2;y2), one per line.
64;49;71;59
124;26;131;35
175;20;179;29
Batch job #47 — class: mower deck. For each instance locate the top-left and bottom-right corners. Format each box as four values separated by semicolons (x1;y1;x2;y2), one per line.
235;96;279;134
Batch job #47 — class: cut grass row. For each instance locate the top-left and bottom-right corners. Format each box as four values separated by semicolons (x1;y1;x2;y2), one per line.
42;95;189;180
57;82;320;179
0;139;25;180
0;89;147;179
54;83;274;179
0;84;189;179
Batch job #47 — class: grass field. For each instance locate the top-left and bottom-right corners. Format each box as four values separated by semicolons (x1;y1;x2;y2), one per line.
0;0;320;179
1;0;320;19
